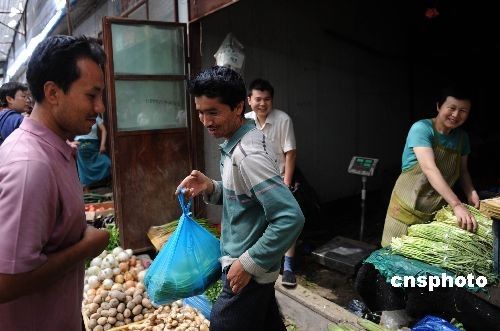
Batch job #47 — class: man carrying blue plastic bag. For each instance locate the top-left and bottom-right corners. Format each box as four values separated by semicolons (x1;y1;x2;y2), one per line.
176;66;304;331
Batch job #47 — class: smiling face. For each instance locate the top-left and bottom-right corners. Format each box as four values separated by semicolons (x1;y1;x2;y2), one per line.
48;57;105;139
247;89;273;119
435;96;471;134
196;95;244;139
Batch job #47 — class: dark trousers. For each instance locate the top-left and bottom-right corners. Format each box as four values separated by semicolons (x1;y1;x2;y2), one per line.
210;271;286;331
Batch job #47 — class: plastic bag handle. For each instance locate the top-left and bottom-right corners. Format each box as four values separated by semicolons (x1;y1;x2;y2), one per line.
177;190;193;216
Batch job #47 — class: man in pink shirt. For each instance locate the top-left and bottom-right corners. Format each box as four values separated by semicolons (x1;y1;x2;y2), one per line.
0;35;109;330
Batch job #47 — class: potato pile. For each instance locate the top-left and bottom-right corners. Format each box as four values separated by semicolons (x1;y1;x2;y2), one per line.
82;247;155;330
127;300;210;331
82;247;211;331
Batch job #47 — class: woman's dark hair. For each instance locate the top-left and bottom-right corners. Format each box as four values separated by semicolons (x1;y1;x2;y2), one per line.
26;35;105;103
188;66;246;115
437;85;473;108
248;78;274;98
0;82;28;107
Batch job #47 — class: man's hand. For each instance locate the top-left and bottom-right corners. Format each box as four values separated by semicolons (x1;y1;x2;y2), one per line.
99;145;106;154
175;170;214;199
81;226;110;258
66;140;79;149
227;260;252;294
453;204;477;233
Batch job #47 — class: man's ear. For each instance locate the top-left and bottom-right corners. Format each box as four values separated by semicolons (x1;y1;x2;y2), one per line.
235;101;244;116
5;95;14;107
43;81;61;105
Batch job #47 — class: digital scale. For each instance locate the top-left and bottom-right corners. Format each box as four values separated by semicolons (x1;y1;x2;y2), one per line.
312;156;379;274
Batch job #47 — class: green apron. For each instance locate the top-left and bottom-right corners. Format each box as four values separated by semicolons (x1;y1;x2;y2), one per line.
381;121;463;247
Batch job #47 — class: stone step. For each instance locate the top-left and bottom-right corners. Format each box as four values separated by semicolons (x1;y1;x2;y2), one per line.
275;275;363;330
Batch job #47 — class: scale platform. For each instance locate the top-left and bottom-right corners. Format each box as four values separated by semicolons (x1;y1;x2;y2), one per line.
312;236;377;274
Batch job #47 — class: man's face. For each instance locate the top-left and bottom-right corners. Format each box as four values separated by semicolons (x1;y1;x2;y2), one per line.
196;95;243;139
247;89;273;118
53;57;105;138
7;89;29;113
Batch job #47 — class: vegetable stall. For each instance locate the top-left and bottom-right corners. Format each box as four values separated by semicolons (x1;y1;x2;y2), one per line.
356;203;500;330
82;194;221;331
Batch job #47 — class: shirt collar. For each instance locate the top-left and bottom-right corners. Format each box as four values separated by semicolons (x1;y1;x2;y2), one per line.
219;119;255;155
248;108;276;130
19;118;74;161
253;109;275;130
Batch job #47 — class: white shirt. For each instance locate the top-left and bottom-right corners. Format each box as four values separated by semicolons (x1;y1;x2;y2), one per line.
245;109;296;176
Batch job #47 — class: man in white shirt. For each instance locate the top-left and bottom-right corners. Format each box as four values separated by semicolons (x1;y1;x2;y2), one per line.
245;78;299;287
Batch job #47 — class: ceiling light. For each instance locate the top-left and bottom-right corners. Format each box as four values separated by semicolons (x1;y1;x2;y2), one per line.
9;7;21;17
7;6;65;80
55;0;66;11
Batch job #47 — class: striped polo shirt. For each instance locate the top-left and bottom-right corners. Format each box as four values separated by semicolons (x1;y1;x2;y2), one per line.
205;120;304;284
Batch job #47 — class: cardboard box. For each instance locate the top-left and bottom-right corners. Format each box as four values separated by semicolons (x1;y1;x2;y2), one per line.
85;201;114;221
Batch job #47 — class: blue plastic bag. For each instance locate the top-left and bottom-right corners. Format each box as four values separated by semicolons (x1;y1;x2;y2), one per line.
144;193;222;305
412;315;461;331
184;294;212;319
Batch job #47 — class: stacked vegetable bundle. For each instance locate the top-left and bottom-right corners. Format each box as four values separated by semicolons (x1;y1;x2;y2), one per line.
390;204;496;283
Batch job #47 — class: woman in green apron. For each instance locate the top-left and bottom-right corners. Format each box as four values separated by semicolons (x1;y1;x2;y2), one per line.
381;87;480;247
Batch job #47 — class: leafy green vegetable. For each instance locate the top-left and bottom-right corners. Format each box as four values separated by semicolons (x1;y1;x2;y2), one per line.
204;279;223;303
105;223;120;252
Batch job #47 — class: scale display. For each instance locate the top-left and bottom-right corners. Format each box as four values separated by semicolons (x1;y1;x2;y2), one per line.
348;156;378;176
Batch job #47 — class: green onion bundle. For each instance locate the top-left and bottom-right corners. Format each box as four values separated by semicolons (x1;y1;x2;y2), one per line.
408;222;492;258
434;205;493;243
391;236;495;282
391;204;497;284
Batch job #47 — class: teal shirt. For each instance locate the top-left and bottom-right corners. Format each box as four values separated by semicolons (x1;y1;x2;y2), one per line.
401;119;470;171
204;120;304;283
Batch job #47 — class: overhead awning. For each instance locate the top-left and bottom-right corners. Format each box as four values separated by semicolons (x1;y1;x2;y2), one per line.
0;0;27;65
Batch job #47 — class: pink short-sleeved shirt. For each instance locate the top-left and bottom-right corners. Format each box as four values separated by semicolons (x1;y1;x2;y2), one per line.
0;118;86;330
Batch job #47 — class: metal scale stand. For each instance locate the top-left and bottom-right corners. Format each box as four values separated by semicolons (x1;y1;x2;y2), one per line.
312;156;379;274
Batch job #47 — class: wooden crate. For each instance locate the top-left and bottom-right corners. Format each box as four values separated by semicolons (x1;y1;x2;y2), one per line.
480;197;500;219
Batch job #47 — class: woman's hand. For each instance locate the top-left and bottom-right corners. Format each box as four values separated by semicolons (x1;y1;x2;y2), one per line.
452;203;477;233
467;190;480;209
175;170;214;199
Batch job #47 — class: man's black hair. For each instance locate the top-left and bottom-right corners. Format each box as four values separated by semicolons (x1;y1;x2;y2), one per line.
188;66;246;112
26;35;106;103
248;78;274;98
0;82;28;107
